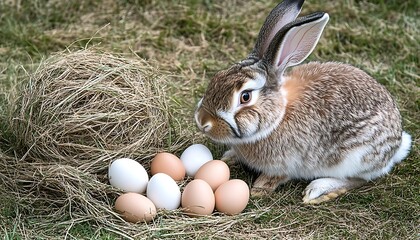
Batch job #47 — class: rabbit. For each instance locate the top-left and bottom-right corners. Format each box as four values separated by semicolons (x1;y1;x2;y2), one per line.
194;0;412;204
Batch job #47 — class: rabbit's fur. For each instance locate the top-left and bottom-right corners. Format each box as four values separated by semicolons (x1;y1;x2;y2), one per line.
195;0;411;204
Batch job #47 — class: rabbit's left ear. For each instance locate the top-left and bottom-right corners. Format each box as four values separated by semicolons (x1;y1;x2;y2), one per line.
249;0;305;60
263;12;329;77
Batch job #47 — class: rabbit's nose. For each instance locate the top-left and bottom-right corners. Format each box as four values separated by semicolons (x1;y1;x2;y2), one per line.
195;108;213;133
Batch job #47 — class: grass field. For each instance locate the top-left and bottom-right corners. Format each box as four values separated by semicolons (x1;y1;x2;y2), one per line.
0;0;419;239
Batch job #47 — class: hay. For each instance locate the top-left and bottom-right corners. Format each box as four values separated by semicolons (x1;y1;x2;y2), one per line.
0;49;199;238
10;49;180;168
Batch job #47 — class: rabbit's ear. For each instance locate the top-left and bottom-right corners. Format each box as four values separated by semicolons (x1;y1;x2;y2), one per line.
263;12;329;77
249;0;304;60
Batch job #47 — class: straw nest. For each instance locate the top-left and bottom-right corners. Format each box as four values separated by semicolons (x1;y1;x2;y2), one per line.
0;50;198;237
11;49;181;167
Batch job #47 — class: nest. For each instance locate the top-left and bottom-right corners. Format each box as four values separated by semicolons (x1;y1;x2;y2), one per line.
10;49;181;169
1;49;197;237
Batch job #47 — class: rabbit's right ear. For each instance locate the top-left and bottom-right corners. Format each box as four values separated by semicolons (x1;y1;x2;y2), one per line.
249;0;305;60
263;12;329;77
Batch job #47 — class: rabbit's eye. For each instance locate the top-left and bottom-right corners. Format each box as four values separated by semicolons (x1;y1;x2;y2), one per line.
240;91;252;104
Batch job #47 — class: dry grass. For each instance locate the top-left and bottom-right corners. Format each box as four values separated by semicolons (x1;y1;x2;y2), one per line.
10;49;186;164
0;0;418;239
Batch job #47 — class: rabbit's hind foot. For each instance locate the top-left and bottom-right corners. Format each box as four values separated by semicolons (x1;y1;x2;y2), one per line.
302;177;365;204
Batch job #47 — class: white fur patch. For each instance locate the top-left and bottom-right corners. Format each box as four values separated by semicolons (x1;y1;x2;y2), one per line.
391;131;412;164
240;74;266;91
217;110;238;135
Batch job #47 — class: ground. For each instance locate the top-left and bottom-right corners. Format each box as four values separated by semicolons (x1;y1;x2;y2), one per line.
0;0;418;239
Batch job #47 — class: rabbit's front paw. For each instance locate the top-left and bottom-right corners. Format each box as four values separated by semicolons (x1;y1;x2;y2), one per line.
250;187;271;196
251;174;290;197
221;148;237;165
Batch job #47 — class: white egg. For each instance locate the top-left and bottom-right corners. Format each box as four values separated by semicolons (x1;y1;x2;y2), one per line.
146;173;181;210
108;158;149;193
180;144;213;177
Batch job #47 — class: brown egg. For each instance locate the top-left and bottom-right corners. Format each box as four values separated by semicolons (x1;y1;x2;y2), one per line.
151;152;186;181
195;160;230;191
115;192;157;223
215;179;249;215
181;179;215;216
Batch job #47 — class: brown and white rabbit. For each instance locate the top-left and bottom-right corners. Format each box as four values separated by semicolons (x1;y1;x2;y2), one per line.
194;0;412;204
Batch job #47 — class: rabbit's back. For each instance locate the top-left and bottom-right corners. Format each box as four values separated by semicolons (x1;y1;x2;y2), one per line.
284;62;398;114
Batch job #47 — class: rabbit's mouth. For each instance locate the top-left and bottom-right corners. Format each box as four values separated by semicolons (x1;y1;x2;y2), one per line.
195;108;241;143
195;101;283;145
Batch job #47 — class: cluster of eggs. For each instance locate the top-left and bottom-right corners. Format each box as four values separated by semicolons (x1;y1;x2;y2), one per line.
108;144;250;223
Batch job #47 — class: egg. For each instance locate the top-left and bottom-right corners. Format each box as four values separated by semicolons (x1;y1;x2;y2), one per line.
195;160;230;191
181;179;215;216
180;144;213;177
215;179;249;215
108;158;149;193
114;192;157;223
150;152;185;181
146;173;181;210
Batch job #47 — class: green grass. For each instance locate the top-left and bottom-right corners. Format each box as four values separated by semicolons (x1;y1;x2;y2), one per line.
1;0;419;239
